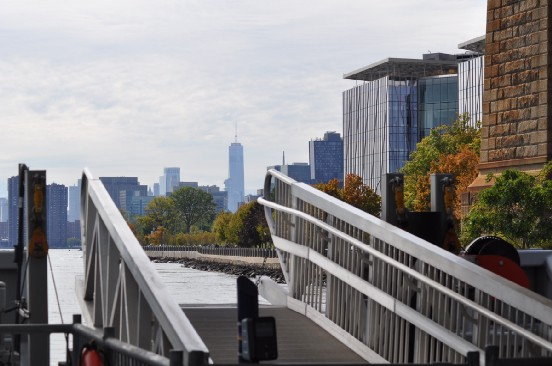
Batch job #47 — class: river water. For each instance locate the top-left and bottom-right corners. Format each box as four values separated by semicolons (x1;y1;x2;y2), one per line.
47;249;268;365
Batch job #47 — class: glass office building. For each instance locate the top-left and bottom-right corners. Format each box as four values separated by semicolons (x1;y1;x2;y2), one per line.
418;75;459;139
458;35;485;126
343;54;464;193
344;77;418;191
458;55;484;126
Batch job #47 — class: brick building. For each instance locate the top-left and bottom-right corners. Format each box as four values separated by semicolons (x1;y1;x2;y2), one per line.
468;0;552;198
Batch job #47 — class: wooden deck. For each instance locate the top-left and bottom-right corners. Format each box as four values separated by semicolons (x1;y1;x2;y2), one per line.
182;305;367;364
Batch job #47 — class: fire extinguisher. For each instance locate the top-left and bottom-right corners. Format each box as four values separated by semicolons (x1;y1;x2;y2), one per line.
80;340;105;366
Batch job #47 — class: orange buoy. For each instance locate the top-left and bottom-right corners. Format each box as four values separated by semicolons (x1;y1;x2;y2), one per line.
80;341;105;366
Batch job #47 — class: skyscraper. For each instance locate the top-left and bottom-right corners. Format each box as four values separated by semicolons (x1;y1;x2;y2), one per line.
47;183;68;248
7;176;18;247
225;141;244;213
0;197;8;222
309;131;344;185
163;167;180;195
67;179;81;222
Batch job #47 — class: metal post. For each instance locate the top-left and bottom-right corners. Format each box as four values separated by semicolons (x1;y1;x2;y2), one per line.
26;170;49;366
381;173;405;227
71;315;83;366
237;276;258;363
169;349;183;366
0;281;5;349
430;173;453;213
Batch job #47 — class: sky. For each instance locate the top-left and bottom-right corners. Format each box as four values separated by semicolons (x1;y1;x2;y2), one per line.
0;0;487;197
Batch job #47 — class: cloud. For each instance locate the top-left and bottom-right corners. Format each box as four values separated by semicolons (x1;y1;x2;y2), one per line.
0;0;486;195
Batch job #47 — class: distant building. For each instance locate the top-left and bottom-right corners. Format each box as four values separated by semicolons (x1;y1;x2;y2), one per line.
176;182;199;189
8;176;18;247
225;142;245;213
66;220;81;247
67;180;81;222
128;195;155;218
309;131;344;185
0;197;7;222
160;167;180;196
269;163;311;184
47;183;68;248
153;183;160;197
99;177;147;209
244;194;260;204
199;185;227;213
0;222;8;248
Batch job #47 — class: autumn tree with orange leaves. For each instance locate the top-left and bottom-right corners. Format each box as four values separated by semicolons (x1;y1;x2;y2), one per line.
315;174;381;216
401;114;480;221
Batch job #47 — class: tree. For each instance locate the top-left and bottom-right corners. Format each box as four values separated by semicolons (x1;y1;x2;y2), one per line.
401;114;480;213
314;174;381;216
227;201;271;247
314;178;340;199
171;186;216;233
137;196;179;236
462;164;552;248
212;211;233;243
341;174;381;216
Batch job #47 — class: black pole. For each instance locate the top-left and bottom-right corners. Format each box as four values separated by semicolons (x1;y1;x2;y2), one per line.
237;275;258;363
13;163;28;352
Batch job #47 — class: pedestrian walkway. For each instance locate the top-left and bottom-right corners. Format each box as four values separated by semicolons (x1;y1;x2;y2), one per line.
182;306;367;364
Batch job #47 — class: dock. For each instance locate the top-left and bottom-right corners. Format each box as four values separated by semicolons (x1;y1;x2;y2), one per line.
183;306;366;364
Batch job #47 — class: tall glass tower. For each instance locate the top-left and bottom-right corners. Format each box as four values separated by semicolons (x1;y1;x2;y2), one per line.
225;142;244;213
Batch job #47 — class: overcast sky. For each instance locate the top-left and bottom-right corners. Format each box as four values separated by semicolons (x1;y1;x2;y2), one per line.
0;0;487;196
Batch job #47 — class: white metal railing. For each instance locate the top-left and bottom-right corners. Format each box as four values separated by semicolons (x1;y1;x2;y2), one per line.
80;169;209;366
258;169;552;365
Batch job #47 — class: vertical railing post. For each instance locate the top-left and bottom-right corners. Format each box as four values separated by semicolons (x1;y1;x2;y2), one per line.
169;349;184;366
71;314;84;366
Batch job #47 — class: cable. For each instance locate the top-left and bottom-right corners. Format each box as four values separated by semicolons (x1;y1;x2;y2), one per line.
47;253;63;324
18;258;29;302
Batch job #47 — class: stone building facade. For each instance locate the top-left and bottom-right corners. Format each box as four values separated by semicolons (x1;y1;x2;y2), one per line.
468;0;552;198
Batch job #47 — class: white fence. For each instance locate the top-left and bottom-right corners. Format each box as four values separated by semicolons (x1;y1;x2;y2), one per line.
258;169;552;365
80;169;209;366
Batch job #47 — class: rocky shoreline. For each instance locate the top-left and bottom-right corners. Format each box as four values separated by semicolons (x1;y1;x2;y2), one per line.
151;257;286;284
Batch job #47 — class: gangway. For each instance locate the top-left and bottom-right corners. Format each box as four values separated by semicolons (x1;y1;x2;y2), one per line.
4;167;552;365
257;169;552;364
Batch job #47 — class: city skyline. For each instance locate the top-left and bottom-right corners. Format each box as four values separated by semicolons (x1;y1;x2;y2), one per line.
0;1;486;197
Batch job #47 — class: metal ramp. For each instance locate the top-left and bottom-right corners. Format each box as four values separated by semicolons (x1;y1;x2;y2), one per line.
257;169;552;365
183;306;366;364
76;167;552;365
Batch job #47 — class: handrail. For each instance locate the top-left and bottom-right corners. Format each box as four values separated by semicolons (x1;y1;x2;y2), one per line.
259;169;552;364
80;169;209;366
0;315;177;366
258;197;552;352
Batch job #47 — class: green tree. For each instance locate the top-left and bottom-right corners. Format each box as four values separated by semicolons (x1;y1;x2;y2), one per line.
212;211;233;244
227;201;271;247
462;164;552;248
137;196;178;236
171;186;216;233
401;114;480;212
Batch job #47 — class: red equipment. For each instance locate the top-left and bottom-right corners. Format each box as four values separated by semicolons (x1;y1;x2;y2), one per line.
461;236;530;289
